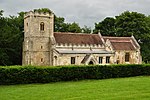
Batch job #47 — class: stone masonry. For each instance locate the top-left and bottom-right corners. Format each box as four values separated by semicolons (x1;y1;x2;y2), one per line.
22;10;142;66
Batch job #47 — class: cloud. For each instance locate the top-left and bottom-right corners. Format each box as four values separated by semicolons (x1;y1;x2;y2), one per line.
0;0;150;28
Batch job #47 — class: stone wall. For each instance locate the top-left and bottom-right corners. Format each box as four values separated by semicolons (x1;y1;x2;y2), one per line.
113;50;142;64
23;11;54;66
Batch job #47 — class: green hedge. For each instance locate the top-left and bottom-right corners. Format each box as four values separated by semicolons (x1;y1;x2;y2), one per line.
0;64;150;85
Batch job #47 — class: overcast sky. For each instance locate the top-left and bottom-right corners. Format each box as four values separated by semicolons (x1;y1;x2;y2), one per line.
0;0;150;28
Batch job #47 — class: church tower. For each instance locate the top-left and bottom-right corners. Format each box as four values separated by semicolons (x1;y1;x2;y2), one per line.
22;10;54;66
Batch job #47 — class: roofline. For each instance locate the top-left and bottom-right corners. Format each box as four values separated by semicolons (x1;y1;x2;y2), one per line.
131;35;140;49
54;32;98;36
103;36;132;38
105;39;115;50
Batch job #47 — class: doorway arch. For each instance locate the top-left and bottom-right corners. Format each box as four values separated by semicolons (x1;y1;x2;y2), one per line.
89;61;94;65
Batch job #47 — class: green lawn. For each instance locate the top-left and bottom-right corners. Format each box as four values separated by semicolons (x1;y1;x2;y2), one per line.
0;76;150;100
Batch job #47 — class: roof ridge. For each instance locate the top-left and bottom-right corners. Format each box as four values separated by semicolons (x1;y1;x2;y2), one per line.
54;32;103;45
110;40;131;42
103;36;131;38
130;39;137;50
54;32;98;35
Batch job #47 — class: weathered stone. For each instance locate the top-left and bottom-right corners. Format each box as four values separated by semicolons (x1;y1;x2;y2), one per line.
22;10;142;66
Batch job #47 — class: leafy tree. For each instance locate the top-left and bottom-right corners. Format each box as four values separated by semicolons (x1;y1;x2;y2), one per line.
81;25;91;33
54;16;82;33
0;11;24;65
0;10;3;16
68;22;81;33
0;10;10;65
54;16;70;32
115;11;149;38
93;17;116;36
94;11;149;38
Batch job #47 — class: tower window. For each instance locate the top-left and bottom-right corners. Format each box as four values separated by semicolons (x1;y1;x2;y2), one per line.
40;22;44;31
125;52;130;62
41;46;43;49
27;23;28;27
41;58;43;62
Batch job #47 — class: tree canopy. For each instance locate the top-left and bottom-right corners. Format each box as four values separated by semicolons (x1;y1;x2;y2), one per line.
0;11;24;65
93;17;116;35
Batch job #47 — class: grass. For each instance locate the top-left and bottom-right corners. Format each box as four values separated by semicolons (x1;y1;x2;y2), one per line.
0;76;150;100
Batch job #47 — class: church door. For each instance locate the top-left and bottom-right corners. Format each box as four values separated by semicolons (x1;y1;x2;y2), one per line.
89;61;94;65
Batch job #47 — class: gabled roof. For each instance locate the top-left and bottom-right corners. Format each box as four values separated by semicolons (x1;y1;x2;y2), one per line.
81;54;98;64
54;32;140;51
54;32;103;45
81;55;90;64
111;42;136;50
103;36;139;50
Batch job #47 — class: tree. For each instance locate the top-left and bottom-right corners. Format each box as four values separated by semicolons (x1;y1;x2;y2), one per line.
0;10;10;65
93;17;116;36
81;25;91;33
54;16;82;33
68;22;81;33
54;16;70;32
0;11;24;65
0;10;3;16
115;11;149;38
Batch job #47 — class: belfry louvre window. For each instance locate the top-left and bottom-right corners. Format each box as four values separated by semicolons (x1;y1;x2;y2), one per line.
40;22;44;31
71;57;75;64
125;52;130;62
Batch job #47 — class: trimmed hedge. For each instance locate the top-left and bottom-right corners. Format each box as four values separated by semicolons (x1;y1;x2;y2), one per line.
0;64;150;85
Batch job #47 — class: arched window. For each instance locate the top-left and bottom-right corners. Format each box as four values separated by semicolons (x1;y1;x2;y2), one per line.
89;61;94;65
40;22;44;31
54;56;57;66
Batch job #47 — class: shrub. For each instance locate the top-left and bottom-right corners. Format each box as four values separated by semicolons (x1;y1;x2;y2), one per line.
0;64;150;85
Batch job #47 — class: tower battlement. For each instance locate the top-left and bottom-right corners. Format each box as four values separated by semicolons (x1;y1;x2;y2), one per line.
24;10;54;18
23;9;54;66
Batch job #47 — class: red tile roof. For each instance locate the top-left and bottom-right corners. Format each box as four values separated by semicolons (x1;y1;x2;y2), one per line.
103;36;138;50
111;42;136;50
54;32;103;45
54;32;139;51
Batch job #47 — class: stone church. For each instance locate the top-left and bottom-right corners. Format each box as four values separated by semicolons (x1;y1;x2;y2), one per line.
22;10;142;66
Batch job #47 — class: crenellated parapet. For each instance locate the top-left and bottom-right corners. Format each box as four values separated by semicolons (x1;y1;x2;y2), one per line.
24;10;54;19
